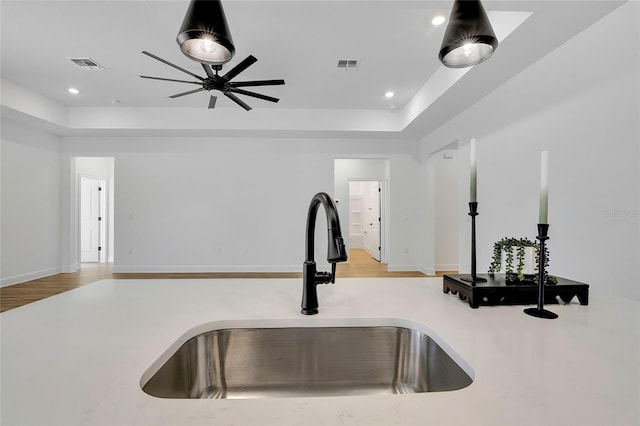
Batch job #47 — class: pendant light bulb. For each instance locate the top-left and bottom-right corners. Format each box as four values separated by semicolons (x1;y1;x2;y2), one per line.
463;43;475;57
177;0;235;65
199;37;217;54
439;0;498;68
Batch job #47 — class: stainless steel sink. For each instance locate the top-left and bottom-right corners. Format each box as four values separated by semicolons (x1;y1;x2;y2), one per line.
142;323;473;399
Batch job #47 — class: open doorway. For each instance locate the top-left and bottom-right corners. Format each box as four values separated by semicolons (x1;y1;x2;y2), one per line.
334;158;388;264
75;157;114;266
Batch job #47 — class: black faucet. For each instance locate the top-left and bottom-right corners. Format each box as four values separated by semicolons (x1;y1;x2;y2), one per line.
301;192;348;315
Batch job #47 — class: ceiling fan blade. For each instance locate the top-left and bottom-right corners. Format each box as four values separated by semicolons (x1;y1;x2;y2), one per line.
201;63;215;78
208;95;217;109
228;88;279;103
168;88;206;98
142;51;204;81
224;92;252;111
229;79;285;87
221;55;257;82
140;75;202;85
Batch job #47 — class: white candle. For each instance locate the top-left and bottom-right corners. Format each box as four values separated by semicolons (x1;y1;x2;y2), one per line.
470;138;477;202
539;151;549;224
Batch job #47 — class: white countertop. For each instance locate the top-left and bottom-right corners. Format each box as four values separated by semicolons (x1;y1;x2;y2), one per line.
1;277;639;425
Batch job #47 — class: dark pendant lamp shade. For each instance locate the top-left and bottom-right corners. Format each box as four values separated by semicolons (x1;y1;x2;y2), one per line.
177;0;235;65
439;0;498;68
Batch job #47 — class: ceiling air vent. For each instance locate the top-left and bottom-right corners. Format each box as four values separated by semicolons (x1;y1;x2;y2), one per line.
68;58;104;70
337;59;358;71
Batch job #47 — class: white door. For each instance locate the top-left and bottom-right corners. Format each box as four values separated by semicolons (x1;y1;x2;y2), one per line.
363;181;381;261
80;177;104;262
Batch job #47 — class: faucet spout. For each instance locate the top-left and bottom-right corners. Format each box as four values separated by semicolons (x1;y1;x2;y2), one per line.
301;192;348;315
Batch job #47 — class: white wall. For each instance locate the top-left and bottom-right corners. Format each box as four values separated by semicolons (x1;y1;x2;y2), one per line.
62;137;419;273
1;118;63;286
386;153;423;271
420;1;640;299
431;147;459;271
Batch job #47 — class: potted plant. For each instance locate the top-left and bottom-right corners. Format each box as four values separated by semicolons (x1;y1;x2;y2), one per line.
488;237;557;284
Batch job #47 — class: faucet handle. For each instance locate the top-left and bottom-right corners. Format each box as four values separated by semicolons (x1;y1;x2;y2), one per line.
314;271;333;285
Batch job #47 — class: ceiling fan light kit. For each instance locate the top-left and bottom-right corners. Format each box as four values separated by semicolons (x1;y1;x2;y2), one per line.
439;0;498;68
177;0;235;65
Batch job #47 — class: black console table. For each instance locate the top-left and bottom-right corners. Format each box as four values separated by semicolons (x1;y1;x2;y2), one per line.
443;274;589;309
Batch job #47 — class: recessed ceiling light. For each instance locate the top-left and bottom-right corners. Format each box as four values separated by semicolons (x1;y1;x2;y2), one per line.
432;15;446;26
68;88;79;94
385;91;395;99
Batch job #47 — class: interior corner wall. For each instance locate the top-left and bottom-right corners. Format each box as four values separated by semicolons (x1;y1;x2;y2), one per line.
431;148;459;271
62;137;419;274
1;117;63;286
417;148;435;276
419;1;640;300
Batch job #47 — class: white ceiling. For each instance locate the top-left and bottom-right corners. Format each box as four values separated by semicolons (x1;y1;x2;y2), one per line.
0;0;625;137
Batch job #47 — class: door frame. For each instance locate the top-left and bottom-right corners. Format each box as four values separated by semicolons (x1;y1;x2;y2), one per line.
347;178;385;262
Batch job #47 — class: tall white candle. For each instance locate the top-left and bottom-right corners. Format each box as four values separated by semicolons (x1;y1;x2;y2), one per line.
470;138;477;202
539;151;549;224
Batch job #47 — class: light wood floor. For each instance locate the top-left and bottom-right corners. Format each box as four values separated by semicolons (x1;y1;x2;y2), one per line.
0;249;454;313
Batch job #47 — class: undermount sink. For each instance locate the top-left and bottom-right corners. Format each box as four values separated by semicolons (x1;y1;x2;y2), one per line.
141;320;473;399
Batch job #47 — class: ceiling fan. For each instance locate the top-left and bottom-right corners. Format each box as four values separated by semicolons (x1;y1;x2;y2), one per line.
140;51;285;111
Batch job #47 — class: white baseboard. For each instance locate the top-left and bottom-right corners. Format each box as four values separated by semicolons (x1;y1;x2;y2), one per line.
62;263;80;273
1;267;62;287
387;264;421;272
111;264;301;273
420;266;437;276
435;263;458;271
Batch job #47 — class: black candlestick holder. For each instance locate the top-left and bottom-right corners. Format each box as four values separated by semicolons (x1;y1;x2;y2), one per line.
524;224;558;319
460;202;487;285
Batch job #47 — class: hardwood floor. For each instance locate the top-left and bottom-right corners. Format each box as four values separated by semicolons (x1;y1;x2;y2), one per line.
0;249;454;313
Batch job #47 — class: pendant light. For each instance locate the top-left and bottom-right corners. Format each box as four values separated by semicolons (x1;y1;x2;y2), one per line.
439;0;498;68
177;0;235;65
